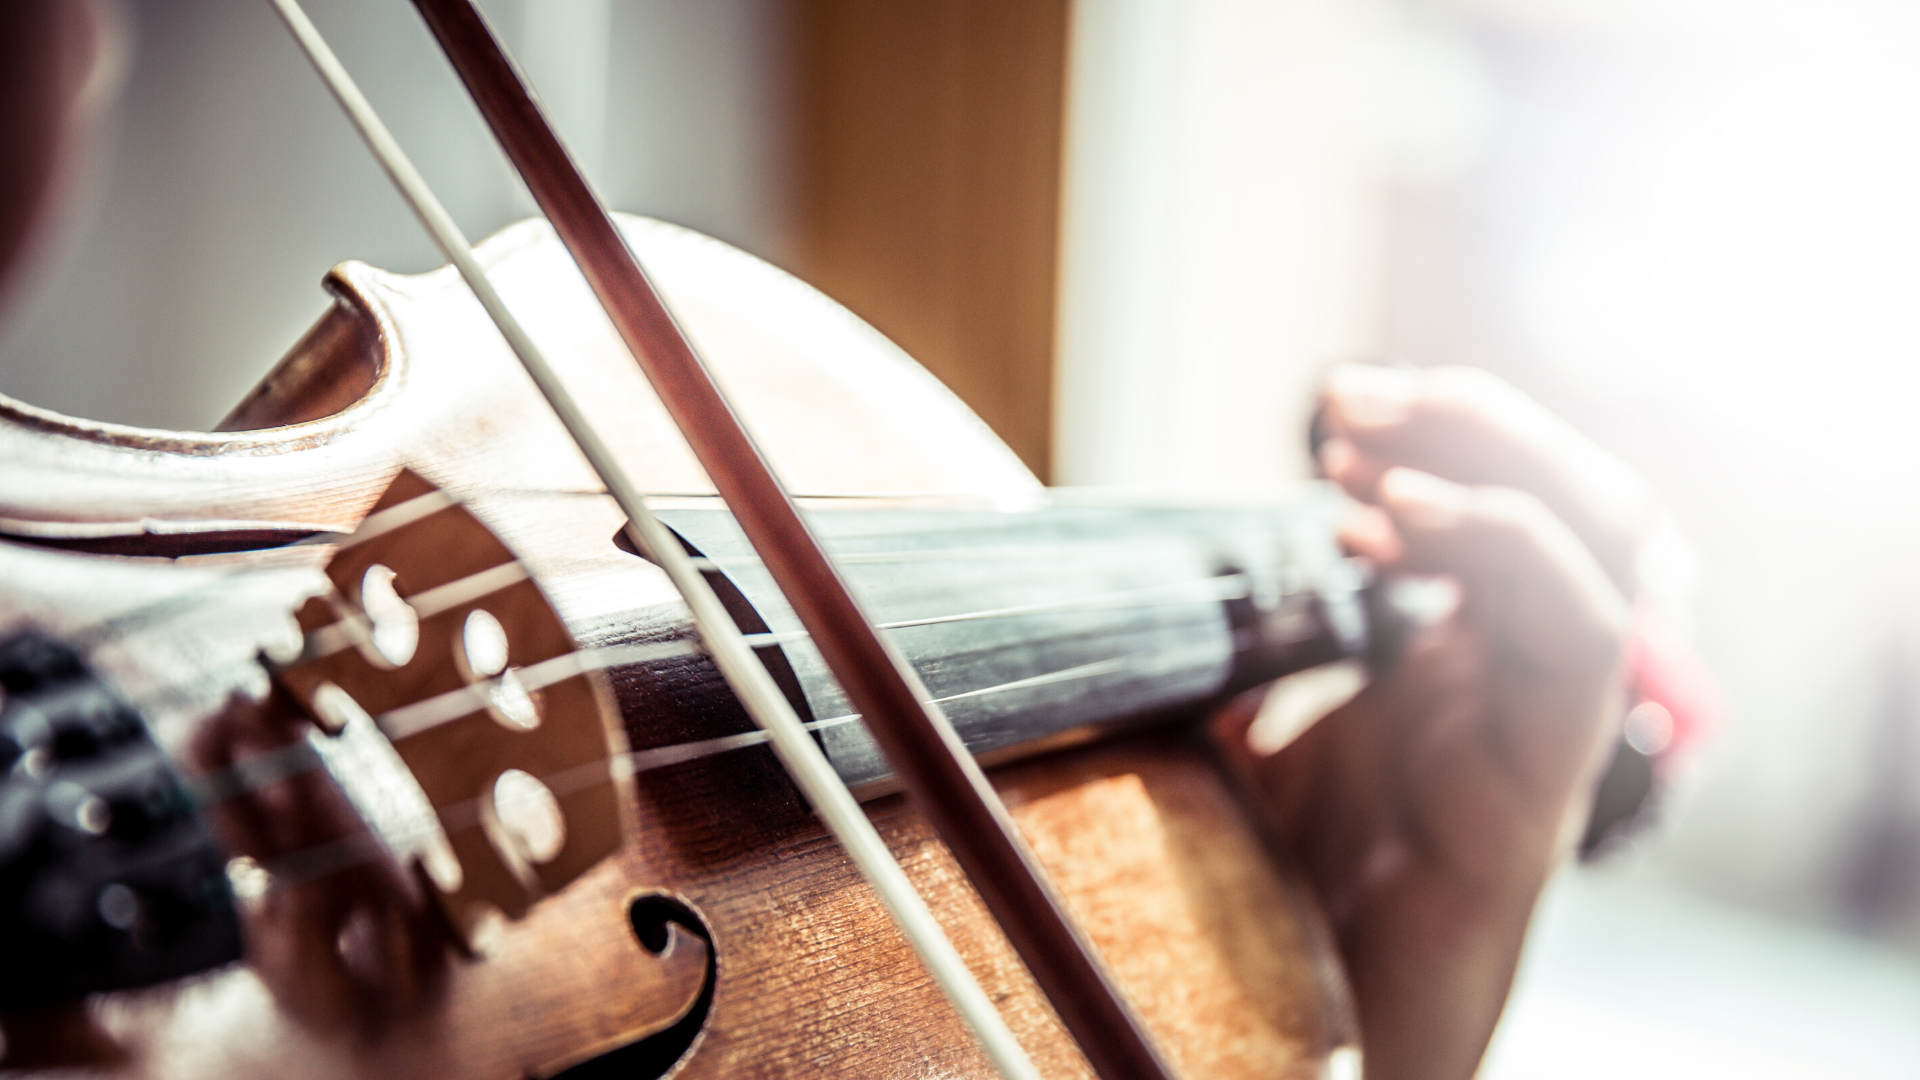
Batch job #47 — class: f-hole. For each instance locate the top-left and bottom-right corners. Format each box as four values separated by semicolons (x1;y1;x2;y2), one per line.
549;893;716;1080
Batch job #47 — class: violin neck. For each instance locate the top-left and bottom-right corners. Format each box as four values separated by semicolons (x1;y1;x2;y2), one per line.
660;501;1369;795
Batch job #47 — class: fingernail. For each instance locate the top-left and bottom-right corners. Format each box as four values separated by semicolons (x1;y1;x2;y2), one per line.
1380;468;1469;528
1317;435;1357;479
1327;364;1418;427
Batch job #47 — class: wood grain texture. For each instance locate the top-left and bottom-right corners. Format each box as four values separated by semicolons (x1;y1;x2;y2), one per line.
617;731;1355;1079
790;0;1071;480
0;218;1356;1077
407;13;1161;1064
0;539;710;1080
0;215;1040;545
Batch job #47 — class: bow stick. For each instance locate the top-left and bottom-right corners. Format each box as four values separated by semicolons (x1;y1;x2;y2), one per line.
268;3;1043;1078
388;6;1181;1072
375;8;1182;1072
401;8;1182;1076
377;9;1179;1073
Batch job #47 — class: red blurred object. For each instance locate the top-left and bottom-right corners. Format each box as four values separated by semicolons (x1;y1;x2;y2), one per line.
1626;612;1721;774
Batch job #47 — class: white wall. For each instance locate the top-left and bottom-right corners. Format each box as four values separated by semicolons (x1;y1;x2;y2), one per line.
1058;0;1920;960
0;0;790;431
1052;0;1398;493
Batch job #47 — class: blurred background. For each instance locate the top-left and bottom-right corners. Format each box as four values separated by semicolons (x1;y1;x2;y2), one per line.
6;0;1920;1074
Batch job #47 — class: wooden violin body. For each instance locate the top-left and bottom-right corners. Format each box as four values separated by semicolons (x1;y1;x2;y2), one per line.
0;217;1356;1078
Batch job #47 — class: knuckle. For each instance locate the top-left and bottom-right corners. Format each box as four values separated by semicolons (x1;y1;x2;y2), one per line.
1426;367;1559;449
1424;366;1522;415
1471;485;1633;670
1472;485;1555;537
1571;587;1634;671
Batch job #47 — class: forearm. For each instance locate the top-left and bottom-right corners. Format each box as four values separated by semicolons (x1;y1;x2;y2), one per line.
1339;863;1550;1080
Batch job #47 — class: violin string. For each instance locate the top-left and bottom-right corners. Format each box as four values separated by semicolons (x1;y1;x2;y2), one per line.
59;507;1247;654
737;573;1249;648
78;22;1273;1065
81;570;1245;733
66;512;1260;832
64;483;1256;713
404;486;1009;501
60;536;1256;787
84;492;1256;800
178;636;1178;816
52;513;1265;687
113;559;1246;798
205;643;1181;894
55;469;1262;661
160;640;689;788
689;545;1143;569
56;490;495;653
268;0;1181;1042
67;573;288;653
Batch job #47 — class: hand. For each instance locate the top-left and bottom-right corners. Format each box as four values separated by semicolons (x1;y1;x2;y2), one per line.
1215;365;1655;1080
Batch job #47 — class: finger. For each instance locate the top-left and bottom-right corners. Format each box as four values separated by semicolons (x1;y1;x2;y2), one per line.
1317;434;1390;505
1317;364;1653;594
1377;468;1628;683
1335;498;1403;566
1379;467;1630;804
1206;677;1395;894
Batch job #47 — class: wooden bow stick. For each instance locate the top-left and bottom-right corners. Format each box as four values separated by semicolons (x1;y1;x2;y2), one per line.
268;2;1057;1077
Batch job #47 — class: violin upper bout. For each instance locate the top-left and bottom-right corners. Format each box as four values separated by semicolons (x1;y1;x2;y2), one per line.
0;211;1045;556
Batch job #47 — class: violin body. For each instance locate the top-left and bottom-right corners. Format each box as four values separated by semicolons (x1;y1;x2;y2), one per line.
0;217;1355;1077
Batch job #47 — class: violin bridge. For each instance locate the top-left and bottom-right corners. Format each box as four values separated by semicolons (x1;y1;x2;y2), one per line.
272;469;631;947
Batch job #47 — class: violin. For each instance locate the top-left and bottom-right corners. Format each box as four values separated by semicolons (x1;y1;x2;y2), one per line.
0;4;1390;1077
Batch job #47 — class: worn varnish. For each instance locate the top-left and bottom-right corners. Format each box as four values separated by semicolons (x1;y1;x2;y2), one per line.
621;734;1354;1079
0;216;1355;1077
